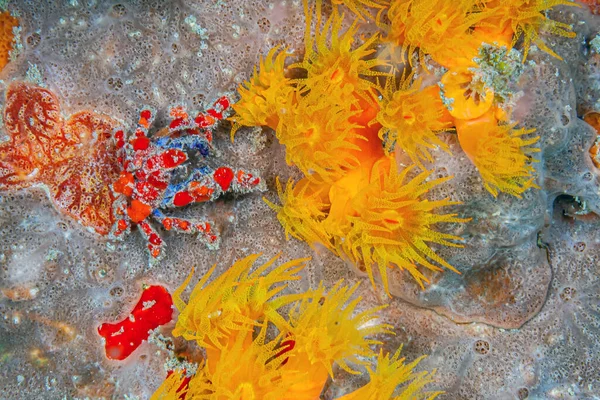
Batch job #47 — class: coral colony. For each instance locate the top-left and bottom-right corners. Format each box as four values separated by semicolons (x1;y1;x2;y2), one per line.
1;0;600;399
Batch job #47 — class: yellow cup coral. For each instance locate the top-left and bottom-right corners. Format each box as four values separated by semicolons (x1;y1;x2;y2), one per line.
339;157;467;292
478;0;579;61
337;346;442;400
268;156;468;294
294;0;389;102
172;253;307;350
384;0;490;67
456;111;540;198
265;176;334;251
151;253;440;399
377;74;453;167
229;47;293;140
276;84;368;182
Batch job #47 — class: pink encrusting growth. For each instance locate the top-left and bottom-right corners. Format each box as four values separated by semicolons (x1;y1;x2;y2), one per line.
98;285;174;361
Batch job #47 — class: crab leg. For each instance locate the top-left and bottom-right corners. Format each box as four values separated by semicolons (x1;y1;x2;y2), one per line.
161;166;264;209
129;108;156;152
195;96;231;128
109;197;132;240
152;209;219;249
154;134;213;158
138;220;166;261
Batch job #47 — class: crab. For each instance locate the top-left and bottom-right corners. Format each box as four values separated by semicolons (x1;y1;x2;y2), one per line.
109;96;265;263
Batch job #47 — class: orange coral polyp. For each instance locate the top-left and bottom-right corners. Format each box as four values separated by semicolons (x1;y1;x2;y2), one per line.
377;76;453;166
276;85;366;182
267;155;468;294
340;157;467;293
456;111;540;198
294;0;388;101
385;0;489;67
229;47;292;139
152;253;426;399
479;0;579;61
265;176;334;250
171;254;307;350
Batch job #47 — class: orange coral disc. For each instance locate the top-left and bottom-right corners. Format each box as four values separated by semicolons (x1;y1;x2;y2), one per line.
440;68;494;120
0;11;18;70
585;112;600;168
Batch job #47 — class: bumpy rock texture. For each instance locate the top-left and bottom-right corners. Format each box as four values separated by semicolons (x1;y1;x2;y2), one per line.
0;1;599;399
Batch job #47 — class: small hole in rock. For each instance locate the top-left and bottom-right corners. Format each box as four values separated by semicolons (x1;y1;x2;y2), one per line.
474;340;490;355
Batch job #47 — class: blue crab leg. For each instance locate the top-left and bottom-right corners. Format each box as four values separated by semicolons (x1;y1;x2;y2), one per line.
154;134;212;158
159;166;265;209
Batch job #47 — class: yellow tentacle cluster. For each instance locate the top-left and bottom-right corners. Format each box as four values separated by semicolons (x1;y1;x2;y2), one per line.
152;254;439;399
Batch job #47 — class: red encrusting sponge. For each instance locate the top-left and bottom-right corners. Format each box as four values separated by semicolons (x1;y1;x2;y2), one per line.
98;285;173;360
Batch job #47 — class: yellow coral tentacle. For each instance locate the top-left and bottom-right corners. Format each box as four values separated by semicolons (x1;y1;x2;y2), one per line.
456;113;540;198
150;369;191;400
332;0;389;21
276;85;367;182
384;0;491;67
264;176;334;250
282;281;392;386
377;73;453;167
294;0;389;101
172;253;307;350
337;346;442;400
342;157;468;293
479;0;579;61
229;46;293;140
188;326;294;400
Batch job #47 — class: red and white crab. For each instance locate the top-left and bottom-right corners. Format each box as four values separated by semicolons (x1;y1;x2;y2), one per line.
109;97;264;263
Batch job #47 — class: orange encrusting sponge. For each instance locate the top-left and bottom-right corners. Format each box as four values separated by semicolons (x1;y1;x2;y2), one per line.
0;11;18;70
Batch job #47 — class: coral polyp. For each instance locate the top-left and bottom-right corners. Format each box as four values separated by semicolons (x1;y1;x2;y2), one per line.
276;86;366;182
265;177;333;250
480;0;579;60
340;159;467;290
384;0;489;67
294;0;388;100
377;74;453;165
336;346;442;400
455;114;540;198
229;47;293;138
267;157;467;293
171;253;307;349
